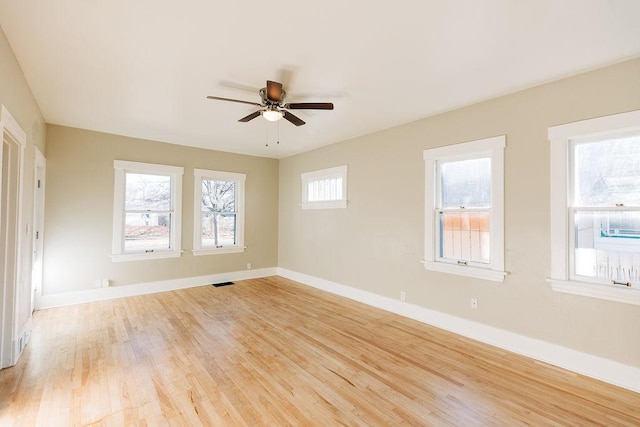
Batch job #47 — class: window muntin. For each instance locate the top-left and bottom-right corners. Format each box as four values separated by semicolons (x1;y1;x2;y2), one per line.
570;133;640;285
423;135;506;282
301;165;347;209
112;161;183;261
194;169;245;255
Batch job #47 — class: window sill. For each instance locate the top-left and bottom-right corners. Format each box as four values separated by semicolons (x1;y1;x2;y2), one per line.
111;250;182;262
421;260;506;282
301;201;347;210
548;278;640;306
193;247;245;256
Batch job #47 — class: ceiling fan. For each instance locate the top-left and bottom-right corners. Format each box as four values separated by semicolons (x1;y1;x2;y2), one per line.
207;80;334;126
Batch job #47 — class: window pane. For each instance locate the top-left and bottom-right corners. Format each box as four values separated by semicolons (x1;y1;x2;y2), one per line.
439;211;490;264
574;135;640;207
440;157;491;208
306;175;344;202
125;173;170;211
201;212;236;247
201;180;235;212
310;181;318;201
574;210;640;282
124;213;170;251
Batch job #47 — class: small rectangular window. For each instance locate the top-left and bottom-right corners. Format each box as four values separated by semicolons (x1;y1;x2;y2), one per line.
194;169;245;255
301;165;347;209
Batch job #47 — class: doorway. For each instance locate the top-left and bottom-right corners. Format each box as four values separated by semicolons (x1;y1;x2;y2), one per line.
0;105;26;369
31;148;45;312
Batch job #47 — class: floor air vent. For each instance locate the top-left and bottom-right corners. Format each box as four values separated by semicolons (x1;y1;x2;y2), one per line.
212;281;234;287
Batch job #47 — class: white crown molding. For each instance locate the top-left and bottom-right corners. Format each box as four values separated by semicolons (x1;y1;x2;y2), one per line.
277;268;640;394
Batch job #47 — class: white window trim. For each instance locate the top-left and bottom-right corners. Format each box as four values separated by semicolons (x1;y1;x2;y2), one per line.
548;109;640;306
193;169;246;256
112;160;183;262
423;135;506;282
301;165;348;210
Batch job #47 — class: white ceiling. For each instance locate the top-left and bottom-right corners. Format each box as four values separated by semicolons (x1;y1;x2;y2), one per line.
1;1;640;159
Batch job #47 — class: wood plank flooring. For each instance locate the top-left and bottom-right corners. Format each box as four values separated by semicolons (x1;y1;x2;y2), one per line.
1;276;639;426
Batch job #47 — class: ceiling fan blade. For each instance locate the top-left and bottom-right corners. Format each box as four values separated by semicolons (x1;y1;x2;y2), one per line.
238;111;262;122
283;111;305;126
207;96;261;107
266;80;283;102
284;102;334;110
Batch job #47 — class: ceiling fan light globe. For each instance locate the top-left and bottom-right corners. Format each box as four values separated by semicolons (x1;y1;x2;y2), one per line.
263;110;283;122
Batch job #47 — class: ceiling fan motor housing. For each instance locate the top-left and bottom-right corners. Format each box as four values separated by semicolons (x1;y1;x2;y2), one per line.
260;87;286;106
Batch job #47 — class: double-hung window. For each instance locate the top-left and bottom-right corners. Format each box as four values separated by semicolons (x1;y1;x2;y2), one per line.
301;165;348;209
423;135;506;281
193;169;245;255
549;110;640;305
112;161;183;261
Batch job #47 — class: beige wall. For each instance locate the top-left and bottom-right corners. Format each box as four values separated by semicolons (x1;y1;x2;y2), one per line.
43;125;279;294
5;12;640;371
0;27;46;337
279;57;640;368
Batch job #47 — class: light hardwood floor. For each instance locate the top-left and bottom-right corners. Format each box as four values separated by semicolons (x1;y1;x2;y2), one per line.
1;276;639;426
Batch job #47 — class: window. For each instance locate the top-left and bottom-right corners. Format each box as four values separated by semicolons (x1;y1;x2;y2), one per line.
112;161;183;261
549;110;640;305
193;169;245;255
423;135;506;281
301;165;347;209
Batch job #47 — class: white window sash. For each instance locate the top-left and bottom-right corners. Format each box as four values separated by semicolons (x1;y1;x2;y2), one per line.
435;207;492;268
193;169;245;255
548;109;640;305
111;161;183;262
423;135;506;282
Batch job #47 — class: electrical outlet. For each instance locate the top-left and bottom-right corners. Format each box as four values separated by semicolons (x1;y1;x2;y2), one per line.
247;263;252;270
471;298;478;309
400;291;406;301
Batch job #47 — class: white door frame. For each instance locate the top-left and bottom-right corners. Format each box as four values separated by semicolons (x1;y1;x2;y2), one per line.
0;105;26;369
32;148;45;311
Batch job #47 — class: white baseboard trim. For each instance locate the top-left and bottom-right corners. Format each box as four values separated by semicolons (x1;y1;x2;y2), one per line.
12;317;32;365
39;267;278;309
277;268;640;394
